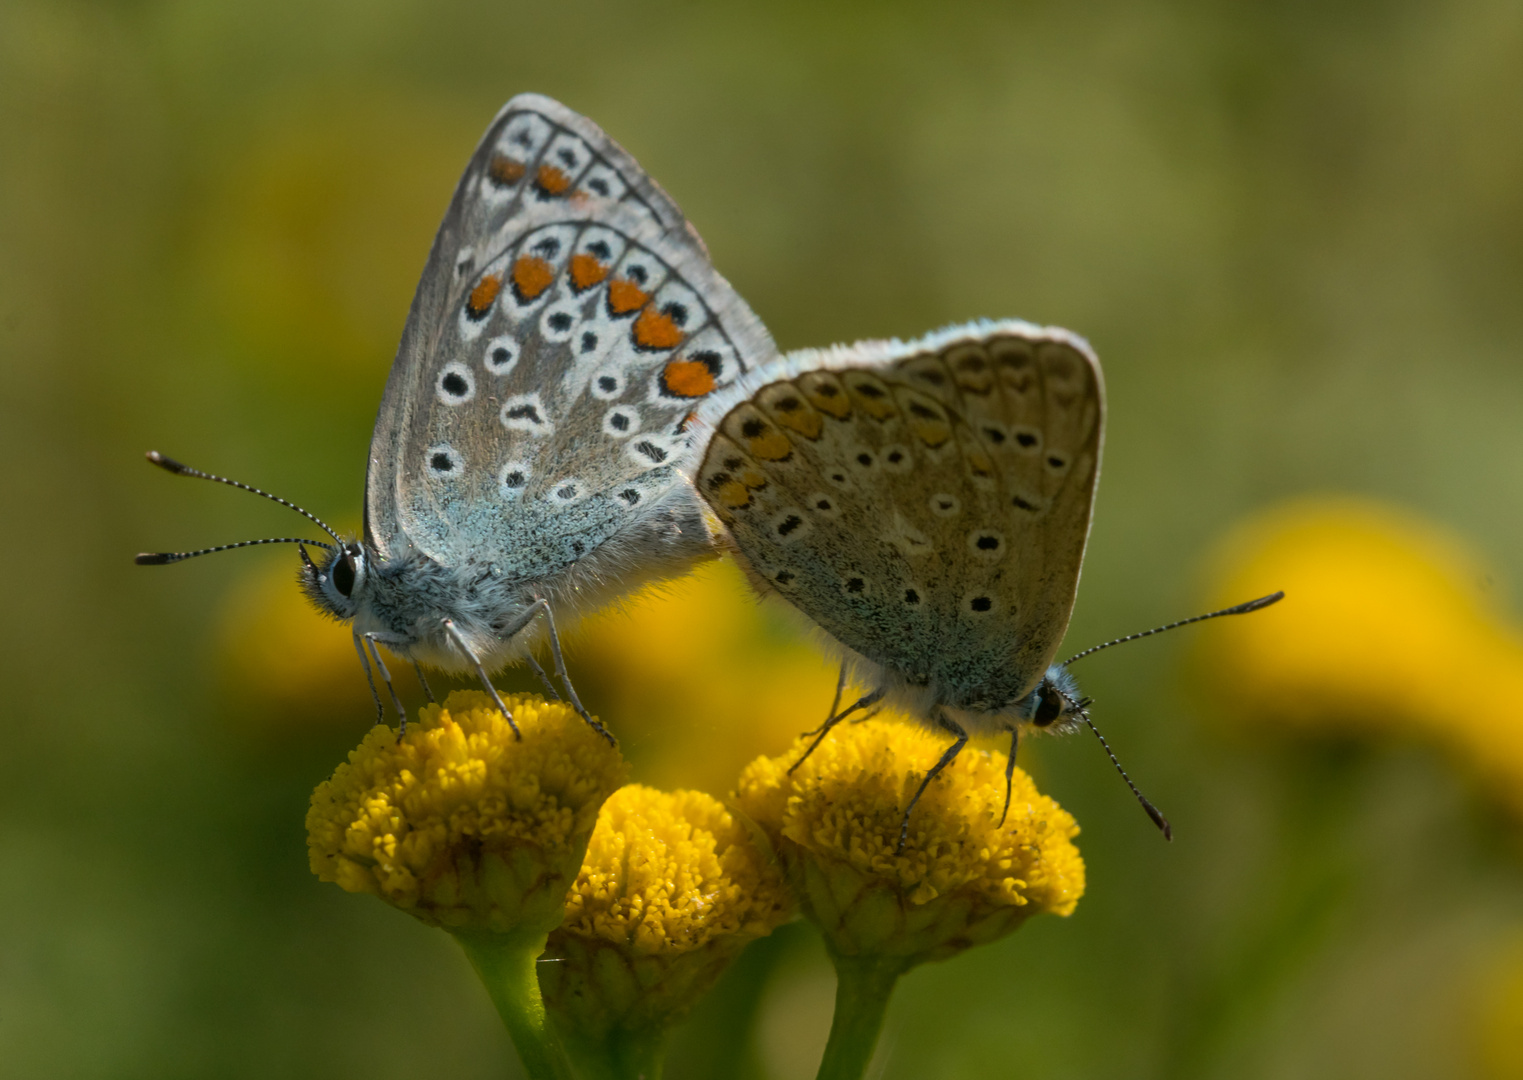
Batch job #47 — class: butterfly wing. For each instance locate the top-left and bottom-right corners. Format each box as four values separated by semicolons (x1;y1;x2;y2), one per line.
366;95;775;600
693;320;1103;711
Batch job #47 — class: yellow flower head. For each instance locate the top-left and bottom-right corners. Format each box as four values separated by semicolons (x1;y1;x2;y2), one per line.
540;784;792;1040
737;718;1084;966
307;690;627;933
1194;497;1523;815
567;558;845;794
1476;936;1523;1080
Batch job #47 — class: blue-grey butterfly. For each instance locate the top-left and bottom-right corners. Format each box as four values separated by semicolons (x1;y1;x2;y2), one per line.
140;94;775;735
691;321;1280;846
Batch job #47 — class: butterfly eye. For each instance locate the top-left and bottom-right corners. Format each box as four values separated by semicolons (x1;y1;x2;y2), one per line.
332;549;358;598
1032;687;1064;727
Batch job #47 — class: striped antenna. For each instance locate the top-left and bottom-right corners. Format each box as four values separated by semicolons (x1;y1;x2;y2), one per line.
136;451;343;565
143;451;343;543
1062;591;1285;668
1051;684;1172;841
136;537;336;565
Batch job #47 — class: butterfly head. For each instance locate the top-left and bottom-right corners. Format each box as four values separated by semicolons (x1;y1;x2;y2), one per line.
1020;665;1088;734
301;540;370;620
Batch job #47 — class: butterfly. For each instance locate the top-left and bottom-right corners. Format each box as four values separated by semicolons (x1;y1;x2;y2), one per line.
690;321;1281;847
140;94;775;735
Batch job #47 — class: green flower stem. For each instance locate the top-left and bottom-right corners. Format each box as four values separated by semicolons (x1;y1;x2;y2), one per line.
559;1026;668;1080
454;929;576;1080
816;951;908;1080
610;1027;668;1080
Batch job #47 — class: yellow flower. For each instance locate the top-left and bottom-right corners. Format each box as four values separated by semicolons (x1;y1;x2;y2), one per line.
1194;496;1523;816
1477;936;1523;1079
567;557;846;795
736;717;1084;965
539;784;792;1067
307;689;627;933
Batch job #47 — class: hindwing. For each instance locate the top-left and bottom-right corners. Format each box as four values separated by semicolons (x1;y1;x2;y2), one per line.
693;321;1102;708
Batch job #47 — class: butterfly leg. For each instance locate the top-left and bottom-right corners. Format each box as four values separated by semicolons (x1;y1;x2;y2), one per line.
441;618;520;739
523;652;562;702
896;712;970;855
850;704;884;725
531;599;614;745
789;687;885;775
801;664;849;738
352;631;384;725
411;660;435;704
999;727;1019;827
362;634;410;734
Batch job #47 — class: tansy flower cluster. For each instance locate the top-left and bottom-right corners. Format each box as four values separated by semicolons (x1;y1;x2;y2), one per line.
739;717;1084;960
307;682;1085;1080
307;690;627;933
737;717;1083;1078
540;785;793;1076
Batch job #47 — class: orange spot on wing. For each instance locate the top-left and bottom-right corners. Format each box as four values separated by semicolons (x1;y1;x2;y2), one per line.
899;392;953;447
770;401;823;440
607;278;650;315
535;164;573;196
633;306;685;351
511;256;555;301
467;274;503;317
801;377;853;420
740;422;793;461
911;418;952;448
714;479;752;510
662;359;717;398
738;464;768;489
850;382;899;421
487;154;526;186
750;433;792;460
569;254;610;292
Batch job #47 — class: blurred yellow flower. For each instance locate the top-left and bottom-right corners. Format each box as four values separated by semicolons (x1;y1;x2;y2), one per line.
1194;497;1523;815
218;550;386;726
566;557;846;793
1477;937;1523;1079
307;689;627;933
540;784;792;1071
737;717;1084;965
219;554;839;779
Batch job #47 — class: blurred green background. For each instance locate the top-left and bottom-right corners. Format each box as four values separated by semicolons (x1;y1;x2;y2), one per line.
4;1;1523;1077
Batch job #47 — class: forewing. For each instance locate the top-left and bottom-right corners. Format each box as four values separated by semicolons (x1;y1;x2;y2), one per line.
693;321;1102;708
366;96;775;581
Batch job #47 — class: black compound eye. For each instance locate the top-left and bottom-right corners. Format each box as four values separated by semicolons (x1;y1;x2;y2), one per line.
332;551;357;597
1033;688;1063;727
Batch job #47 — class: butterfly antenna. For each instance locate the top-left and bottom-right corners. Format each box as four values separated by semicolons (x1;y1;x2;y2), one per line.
140;450;345;544
136;537;337;565
1061;591;1285;668
1054;686;1172;840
